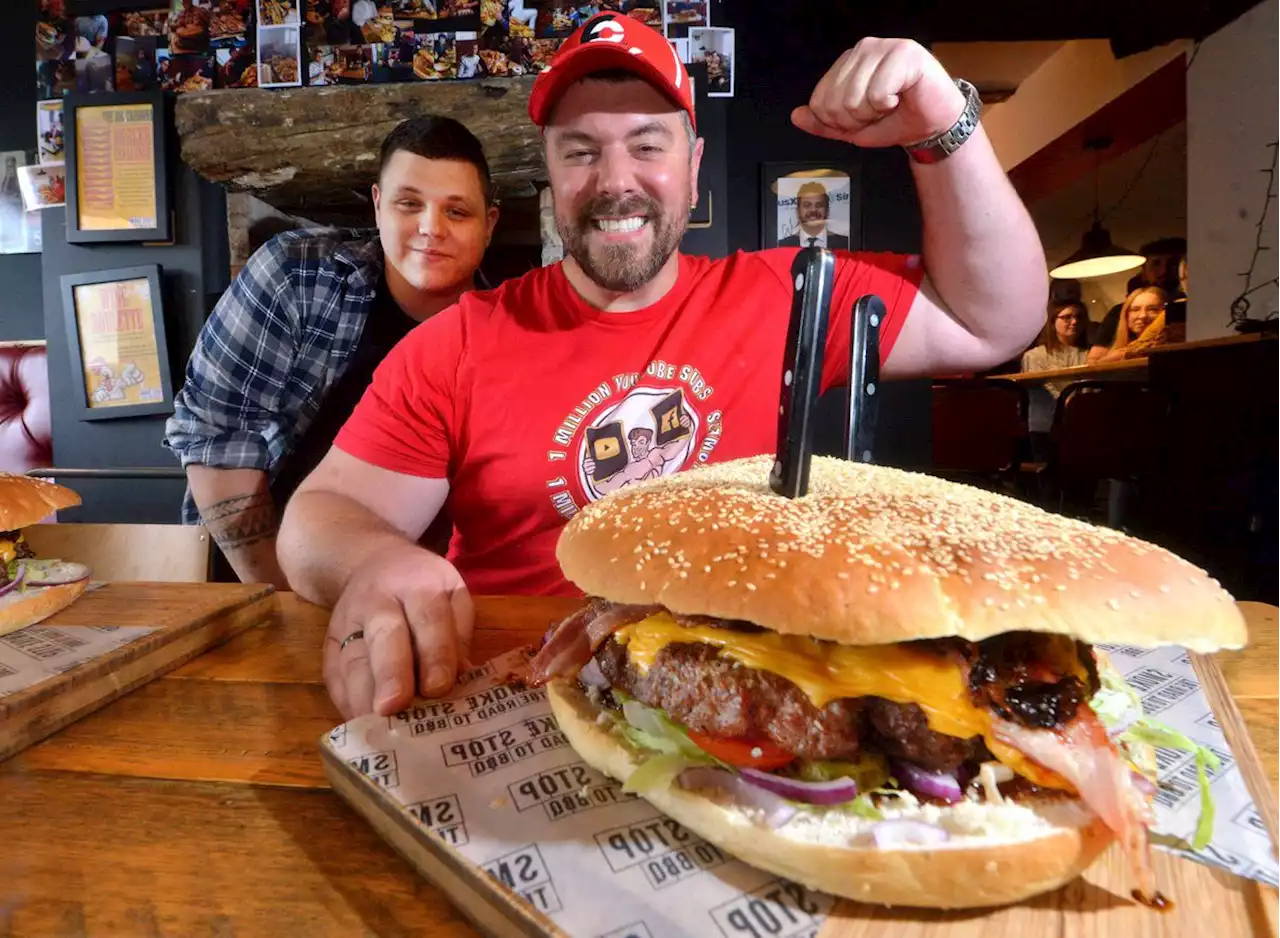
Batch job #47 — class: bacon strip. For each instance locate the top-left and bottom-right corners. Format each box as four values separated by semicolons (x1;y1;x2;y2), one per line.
528;600;661;685
992;709;1156;900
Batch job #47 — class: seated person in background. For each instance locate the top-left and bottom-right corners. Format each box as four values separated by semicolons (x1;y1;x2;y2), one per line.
1021;300;1089;459
1021;300;1089;395
163;115;498;588
1088;286;1170;363
1088;237;1184;352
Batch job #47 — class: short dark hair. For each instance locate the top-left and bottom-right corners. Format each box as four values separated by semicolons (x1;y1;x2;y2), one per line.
378;115;493;204
1139;237;1186;257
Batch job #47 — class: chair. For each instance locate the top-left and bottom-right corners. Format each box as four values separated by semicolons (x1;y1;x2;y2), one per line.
930;379;1029;486
22;523;213;582
0;343;52;475
1045;381;1172;528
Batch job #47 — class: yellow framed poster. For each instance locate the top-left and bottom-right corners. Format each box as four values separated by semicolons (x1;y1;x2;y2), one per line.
60;265;174;421
64;91;170;244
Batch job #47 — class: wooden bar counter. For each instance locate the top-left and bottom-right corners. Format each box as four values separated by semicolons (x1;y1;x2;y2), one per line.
0;585;1274;937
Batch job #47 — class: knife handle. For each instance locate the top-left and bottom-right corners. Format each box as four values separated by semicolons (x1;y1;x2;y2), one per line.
769;247;835;499
845;294;885;464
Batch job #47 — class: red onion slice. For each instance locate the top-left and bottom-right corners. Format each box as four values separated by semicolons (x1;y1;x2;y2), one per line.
870;819;951;848
678;767;797;828
578;658;609;689
893;761;963;803
22;560;90;587
0;562;26;598
738;767;859;805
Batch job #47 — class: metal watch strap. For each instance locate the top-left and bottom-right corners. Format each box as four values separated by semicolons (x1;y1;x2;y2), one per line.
904;78;982;165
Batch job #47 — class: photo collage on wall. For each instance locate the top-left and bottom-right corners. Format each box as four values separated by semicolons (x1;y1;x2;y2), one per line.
32;0;733;104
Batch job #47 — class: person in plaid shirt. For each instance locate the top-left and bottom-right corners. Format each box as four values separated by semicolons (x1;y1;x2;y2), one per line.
163;115;498;587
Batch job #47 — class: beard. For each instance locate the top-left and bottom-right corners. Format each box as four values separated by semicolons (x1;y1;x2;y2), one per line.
556;191;687;293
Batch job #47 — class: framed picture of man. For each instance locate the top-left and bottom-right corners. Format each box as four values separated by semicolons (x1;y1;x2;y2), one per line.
760;162;862;252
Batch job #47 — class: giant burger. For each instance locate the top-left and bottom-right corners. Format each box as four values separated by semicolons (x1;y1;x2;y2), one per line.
0;474;92;636
530;455;1246;909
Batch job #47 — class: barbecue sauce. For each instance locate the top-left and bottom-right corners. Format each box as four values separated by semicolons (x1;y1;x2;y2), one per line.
1131;889;1174;911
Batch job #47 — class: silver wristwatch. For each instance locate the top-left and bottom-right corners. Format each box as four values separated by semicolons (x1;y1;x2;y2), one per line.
903;78;982;165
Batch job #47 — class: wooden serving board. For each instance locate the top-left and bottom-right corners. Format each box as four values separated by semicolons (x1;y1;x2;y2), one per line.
0;582;276;762
323;648;1277;938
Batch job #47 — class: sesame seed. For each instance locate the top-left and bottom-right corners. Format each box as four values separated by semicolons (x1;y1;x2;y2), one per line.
1107;598;1120;611
746;583;757;591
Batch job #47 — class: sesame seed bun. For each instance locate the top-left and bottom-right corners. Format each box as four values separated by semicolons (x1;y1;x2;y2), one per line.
548;678;1114;909
555;455;1246;653
0;474;81;531
0;579;90;638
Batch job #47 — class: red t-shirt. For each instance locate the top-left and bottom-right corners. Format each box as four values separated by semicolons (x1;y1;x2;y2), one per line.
335;248;924;596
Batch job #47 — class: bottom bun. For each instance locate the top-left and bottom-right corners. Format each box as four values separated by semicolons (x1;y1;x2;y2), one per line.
0;580;90;638
548;678;1114;910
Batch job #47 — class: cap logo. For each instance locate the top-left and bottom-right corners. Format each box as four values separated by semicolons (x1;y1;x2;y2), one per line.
583;12;625;44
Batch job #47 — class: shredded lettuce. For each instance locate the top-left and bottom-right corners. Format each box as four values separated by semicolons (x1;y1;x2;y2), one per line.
841;793;884;821
1090;663;1144;729
1090;666;1221;852
623;752;697;795
1119;720;1221;850
612;692;722;765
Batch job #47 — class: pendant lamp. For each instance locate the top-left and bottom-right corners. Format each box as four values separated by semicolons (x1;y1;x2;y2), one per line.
1048;136;1146;280
1049;219;1146;279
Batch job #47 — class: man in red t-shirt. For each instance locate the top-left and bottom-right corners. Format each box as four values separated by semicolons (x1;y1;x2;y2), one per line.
278;18;1050;718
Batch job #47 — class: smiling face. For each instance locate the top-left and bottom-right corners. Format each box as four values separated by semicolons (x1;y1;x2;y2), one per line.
372;151;497;298
1126;289;1165;338
796;184;829;236
544;76;703;295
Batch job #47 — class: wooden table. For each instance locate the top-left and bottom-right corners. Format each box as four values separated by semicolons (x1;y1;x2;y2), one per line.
996;356;1147;385
0;588;1274;937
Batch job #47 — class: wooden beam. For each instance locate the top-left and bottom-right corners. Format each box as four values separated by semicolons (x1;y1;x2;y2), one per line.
1007;55;1187;205
175;77;543;224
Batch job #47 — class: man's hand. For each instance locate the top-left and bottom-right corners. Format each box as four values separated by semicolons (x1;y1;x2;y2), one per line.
791;38;966;149
323;543;474;720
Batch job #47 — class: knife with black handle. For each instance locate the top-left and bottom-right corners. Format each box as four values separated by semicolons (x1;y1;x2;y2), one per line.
769;246;834;499
845;294;884;463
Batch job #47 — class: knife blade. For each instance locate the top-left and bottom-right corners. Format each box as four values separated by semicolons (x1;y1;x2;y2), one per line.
845;294;884;463
769;246;835;499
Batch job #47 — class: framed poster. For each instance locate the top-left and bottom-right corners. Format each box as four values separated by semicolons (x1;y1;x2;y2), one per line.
59;265;175;421
64;91;170;244
760;161;862;251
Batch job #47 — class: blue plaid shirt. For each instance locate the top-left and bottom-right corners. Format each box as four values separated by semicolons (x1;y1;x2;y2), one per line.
164;227;385;524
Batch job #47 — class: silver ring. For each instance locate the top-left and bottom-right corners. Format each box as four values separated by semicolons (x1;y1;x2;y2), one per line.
339;629;365;652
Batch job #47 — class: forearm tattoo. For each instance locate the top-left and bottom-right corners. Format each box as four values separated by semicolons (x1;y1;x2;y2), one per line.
202;492;280;552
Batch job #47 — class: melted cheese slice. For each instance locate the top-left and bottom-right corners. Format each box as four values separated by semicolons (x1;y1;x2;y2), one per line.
0;539;16;566
614;613;1071;790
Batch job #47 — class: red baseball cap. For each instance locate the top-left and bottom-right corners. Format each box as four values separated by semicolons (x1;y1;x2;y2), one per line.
528;13;696;132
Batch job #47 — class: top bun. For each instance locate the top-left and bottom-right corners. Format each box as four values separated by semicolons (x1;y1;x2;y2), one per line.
556;455;1246;653
0;474;81;531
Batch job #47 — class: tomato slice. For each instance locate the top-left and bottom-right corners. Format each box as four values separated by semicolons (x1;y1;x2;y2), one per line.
686;731;795;770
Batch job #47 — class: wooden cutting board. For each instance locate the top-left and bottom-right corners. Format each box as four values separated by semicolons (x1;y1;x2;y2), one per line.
0;581;276;761
324;647;1277;938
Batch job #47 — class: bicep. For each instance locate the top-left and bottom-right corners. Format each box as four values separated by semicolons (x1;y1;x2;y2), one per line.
296;447;449;541
882;275;1007;378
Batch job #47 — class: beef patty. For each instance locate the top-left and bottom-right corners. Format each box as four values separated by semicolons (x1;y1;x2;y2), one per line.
595;638;990;773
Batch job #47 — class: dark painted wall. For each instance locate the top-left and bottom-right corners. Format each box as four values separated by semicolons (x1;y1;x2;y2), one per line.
713;2;932;469
0;0;45;342
39;149;228;523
